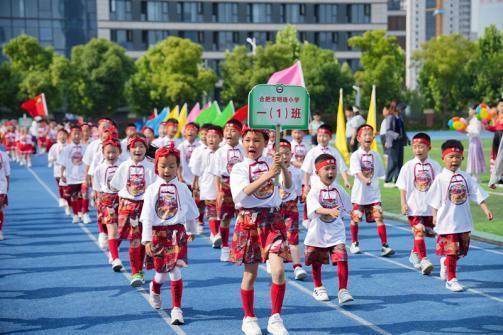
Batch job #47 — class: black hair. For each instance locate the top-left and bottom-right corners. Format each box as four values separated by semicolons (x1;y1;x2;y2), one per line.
315;153;336;165
70;125;81;132
318;124;332;132
273;138;291;149
345;106;354;112
166;118;179;125
208;125;223;135
200;123;212;130
127;123;137;128
441;139;464;152
98;117;118;129
356;124;374;134
225;119;243;129
412;132;431;143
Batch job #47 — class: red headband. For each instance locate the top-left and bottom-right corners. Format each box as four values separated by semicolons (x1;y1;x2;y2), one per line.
442;147;463;159
154;144;180;175
207;128;223;137
241;127;269;138
317;128;332;136
185;123;198;131
412;138;431;147
315;159;337;172
166;121;178;127
274;141;291;150
103;127;118;139
357;125;374;137
225;122;242;132
141;126;154;134
102;138;121;150
127;134;148;150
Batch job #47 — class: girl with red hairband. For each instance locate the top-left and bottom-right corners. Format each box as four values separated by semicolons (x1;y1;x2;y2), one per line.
36;119;49;154
177;122;200;189
427;140;493;292
58;126;90;224
16;127;33;167
141;126;155;145
396;133;442;275
109;133;156;287
2;123;17;162
207;119;244;261
189;125;223;248
93;137;123;272
304;153;353;305
48;129;69;209
229;127;293;335
121;124;138;155
140;145;199;325
0;145;11;241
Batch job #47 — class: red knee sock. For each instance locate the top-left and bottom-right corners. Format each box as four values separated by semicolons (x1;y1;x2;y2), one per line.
337;261;349;290
350;224;359;243
312;263;323;287
377;224;388;245
271;282;286;315
152;280;162;294
414;238;427;260
0;211;3;230
71;199;81;215
98;223;106;233
171;279;183;308
209;219;220;236
129;247;142;274
293;263;301;269
108;239;120;260
81;198;89;213
220;227;229;247
241;289;255;317
139;245;146;270
303;202;308;220
445;255;457;281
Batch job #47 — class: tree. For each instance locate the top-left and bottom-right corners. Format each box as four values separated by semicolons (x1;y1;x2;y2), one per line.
68;38;135;116
348;30;405;111
220;46;253;106
126;37;216;116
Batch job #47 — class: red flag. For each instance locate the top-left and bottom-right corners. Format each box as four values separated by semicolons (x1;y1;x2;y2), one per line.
232;105;248;123
20;94;48;117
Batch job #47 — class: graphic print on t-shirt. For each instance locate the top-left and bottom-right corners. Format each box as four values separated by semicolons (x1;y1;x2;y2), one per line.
319;188;341;223
70;146;83;166
127;165;146;196
226;148;243;174
360;153;374;179
249;161;274;200
447;174;468;205
413;162;434;192
155;184;179;220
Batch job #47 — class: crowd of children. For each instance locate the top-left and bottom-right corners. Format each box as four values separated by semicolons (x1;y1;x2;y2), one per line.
0;114;496;335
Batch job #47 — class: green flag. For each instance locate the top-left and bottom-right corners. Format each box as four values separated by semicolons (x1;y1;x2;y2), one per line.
213;101;235;127
195;102;221;125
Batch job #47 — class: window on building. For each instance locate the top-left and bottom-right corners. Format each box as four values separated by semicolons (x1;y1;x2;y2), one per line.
248;31;274;45
177;2;203;23
111;29;133;49
39;0;51;18
281;4;305;23
110;0;132;21
213;3;238;23
388;15;405;31
316;4;337;24
347;4;370;24
141;1;169;21
246;3;272;23
388;0;401;10
213;31;238;51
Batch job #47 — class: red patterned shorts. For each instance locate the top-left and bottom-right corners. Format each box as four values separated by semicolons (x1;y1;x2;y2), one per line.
0;194;8;208
64;184;83;203
145;224;188;273
408;216;435;237
436;232;471;257
304;244;348;266
280;199;299;245
98;192;119;226
351;202;383;223
205;200;217;220
118;198;143;241
230;208;291;265
217;179;236;221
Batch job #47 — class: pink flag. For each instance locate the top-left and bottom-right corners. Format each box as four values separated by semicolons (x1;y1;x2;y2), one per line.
186;103;201;123
267;61;305;87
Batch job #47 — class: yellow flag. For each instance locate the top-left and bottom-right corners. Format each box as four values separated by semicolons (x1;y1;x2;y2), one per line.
164;105;179;122
366;85;378;152
177;103;188;137
335;88;350;164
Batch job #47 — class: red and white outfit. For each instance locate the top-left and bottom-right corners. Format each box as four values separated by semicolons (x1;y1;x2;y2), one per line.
36;124;49;152
58;143;88;215
0;151;11;232
279;165;303;246
187;141;206;225
16;133;33;155
178;139;199;186
290;139;310;165
152;136;180;149
2;131;16;155
301;144;348;187
48;142;67;202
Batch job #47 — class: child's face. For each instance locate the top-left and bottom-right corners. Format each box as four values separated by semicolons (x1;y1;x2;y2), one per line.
71;130;82;144
103;144;120;163
344;110;353;119
268;130;276;143
279;146;292;166
126;127;136;137
292;130;304;141
167;124;178;137
157;155;178;181
130;143;147;162
316;163;337;186
158;125;167;137
224;124;240;146
243;131;266;160
57;132;67;143
443;152;463;172
314;114;320;121
357;128;374;150
206;133;222;151
412;142;430;161
497;102;503;114
82;127;90;139
199;129;208;144
144;130;155;143
184;126;197;142
317;132;331;147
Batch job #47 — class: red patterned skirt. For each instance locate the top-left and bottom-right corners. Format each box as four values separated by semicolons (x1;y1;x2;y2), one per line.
205;200;217;220
64;184;83;202
280;199;299;245
351;202;383;223
217;179;236;221
304;244;348;266
98;192;119;226
145;224;188;273
436;232;471;257
229;207;291;265
118;198;143;240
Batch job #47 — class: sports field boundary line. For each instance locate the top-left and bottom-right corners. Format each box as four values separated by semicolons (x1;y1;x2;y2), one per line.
26;166;187;335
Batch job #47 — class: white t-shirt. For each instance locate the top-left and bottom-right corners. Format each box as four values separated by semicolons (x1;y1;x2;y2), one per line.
280;165;303;203
230;157;294;209
189;147;217;201
349;148;385;205
290;139;310;165
178;139;200;185
140;177;199;243
110;158;156;201
152;136;180;148
48;142;66;178
83;139;101;167
309;120;324;134
427;168;488;235
0;151;11;194
58;143;88;185
304;180;351;248
208;143;244;179
301;145;348;186
93;161;120;194
346;115;365;138
396;157;442;216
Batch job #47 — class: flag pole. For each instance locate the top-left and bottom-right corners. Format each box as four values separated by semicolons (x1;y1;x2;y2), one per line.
41;93;49;117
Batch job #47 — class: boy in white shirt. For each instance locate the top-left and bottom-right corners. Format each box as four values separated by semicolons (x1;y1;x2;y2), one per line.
290;129;310;169
48;129;68;208
151;122;168;148
209;119;244;261
178;122;200;186
305;153;353;304
110;133;156;287
427;140;493;292
141;146;199;325
396;133;442;274
349;124;394;257
153;119;180;148
0;148;11;240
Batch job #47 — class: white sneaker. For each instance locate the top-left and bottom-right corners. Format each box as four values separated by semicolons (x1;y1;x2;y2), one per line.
27;161;32;167
266;260;271;274
267;313;288;335
72;214;80;224
58;198;67;207
420;257;434;275
241;316;262;335
409;251;421;269
383;182;396;188
312;286;329;301
196;224;204;235
294;266;308;280
98;232;108;250
112;258;123;272
446;278;464;292
65;206;72;216
78;212;83;218
440;256;447;280
82;213;91;224
212;234;222;248
220;246;230;262
338;289;354;304
349;242;361;254
149;282;162;309
171;307;184;325
0;231;3;241
381;245;395;257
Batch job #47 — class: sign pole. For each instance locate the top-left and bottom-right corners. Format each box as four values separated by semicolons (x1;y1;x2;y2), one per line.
275;124;281;185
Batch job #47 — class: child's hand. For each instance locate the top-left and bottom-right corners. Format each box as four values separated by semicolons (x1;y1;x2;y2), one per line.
345;181;351;189
485;209;494;221
401;203;408;215
187;234;196;242
329;207;340;219
489;183;496;190
145;242;154;257
61;176;67;183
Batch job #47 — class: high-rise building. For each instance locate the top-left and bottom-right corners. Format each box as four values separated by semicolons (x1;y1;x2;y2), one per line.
0;0;97;57
471;0;503;39
387;0;406;50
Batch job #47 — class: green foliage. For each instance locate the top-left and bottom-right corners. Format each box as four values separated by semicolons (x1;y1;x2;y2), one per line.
125;37;216;116
220;46;253;106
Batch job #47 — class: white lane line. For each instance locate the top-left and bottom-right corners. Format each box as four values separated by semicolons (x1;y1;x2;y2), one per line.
487;191;503;196
27;167;186;335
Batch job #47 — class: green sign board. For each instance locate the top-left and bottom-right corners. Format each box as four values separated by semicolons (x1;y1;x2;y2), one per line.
248;84;310;130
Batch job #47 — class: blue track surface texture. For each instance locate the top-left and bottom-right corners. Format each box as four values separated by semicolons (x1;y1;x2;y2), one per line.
1;155;502;334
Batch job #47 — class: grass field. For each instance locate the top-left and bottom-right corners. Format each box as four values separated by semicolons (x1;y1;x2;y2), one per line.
371;138;503;237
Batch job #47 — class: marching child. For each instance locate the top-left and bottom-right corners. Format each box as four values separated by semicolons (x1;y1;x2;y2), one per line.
2;123;17;162
230;128;292;335
190;125;222;247
141;146;199;325
151;122;168;148
81;123;91;145
48;129;69;208
305;154;353;304
348;124;393;256
178;122;200;186
110;133;156;287
141;127;156;145
0;147;11;240
209;119;244;261
427;140;493;292
17;127;33;167
290;129;310;169
396;133;441;274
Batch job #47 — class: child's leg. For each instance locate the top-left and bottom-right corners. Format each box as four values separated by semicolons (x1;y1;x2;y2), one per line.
169;267;183;308
312;263;323;287
412;223;427;260
81;185;89;214
445;255;457;280
129;238;142;275
337;261;349;290
0;209;4;231
350;221;359;243
241;263;258;317
290;245;301;267
107;224;120;260
375;219;388;246
196;199;205;225
220;218;231;247
269;253;286;315
152;271;169;294
206;201;220;237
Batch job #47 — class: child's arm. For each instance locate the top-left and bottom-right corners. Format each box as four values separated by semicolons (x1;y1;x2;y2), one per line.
242;166;278;196
6;176;9;193
479;201;494;221
315;207;340;219
341;170;351;188
60;166;66;183
278;154;292;190
400;189;408;215
355;171;371;185
431;207;437;227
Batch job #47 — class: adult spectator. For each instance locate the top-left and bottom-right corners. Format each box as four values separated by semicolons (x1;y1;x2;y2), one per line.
384;100;408;187
345;106;365;152
309;112;324;145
